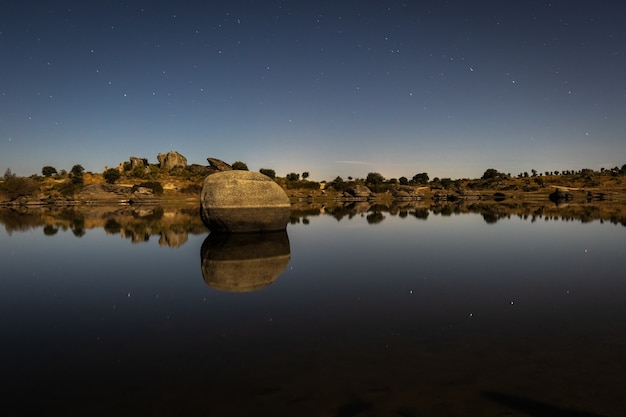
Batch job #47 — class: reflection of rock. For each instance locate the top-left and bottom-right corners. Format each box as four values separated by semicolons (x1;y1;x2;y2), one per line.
200;231;291;292
200;170;290;232
159;230;188;248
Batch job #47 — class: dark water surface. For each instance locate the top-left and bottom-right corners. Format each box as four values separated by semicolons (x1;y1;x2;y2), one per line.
1;204;625;416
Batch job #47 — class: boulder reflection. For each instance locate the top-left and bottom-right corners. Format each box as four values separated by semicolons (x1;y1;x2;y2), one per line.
200;231;291;292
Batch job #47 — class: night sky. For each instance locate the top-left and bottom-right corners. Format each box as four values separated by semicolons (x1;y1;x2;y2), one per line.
2;1;625;181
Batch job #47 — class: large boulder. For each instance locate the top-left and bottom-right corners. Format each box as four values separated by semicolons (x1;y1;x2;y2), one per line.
200;170;290;232
157;151;187;170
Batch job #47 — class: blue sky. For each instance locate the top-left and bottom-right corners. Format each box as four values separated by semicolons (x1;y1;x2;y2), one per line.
1;1;625;181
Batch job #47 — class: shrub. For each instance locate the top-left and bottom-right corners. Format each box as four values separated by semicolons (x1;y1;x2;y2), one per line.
259;168;276;179
0;176;38;200
103;168;121;184
42;166;58;177
232;161;249;170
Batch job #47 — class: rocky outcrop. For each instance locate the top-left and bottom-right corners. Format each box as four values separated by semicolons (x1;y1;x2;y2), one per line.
200;231;290;292
393;186;425;201
188;164;213;176
129;157;148;170
157;151;187;170
549;189;573;203
77;184;132;203
200;170;290;232
207;158;233;171
346;185;373;199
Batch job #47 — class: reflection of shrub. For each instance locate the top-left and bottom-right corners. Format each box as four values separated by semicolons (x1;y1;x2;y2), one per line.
366;212;385;224
43;225;59;236
104;219;122;234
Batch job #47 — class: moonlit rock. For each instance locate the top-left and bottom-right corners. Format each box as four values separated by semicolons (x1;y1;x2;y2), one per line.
200;170;290;233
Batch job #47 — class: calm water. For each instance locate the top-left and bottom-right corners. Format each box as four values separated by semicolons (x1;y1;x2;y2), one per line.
1;203;625;417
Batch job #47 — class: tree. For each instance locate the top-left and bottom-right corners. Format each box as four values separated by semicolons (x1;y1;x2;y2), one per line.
259;168;276;179
330;176;346;191
103;168;121;184
286;172;300;181
42;166;57;177
399;176;409;185
365;172;384;186
3;168;15;180
301;172;310;180
231;161;248;170
411;172;429;184
481;168;500;180
70;164;85;185
440;177;453;188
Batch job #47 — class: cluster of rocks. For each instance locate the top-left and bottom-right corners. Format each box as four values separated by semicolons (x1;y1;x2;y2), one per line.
120;151;188;173
433;190;485;202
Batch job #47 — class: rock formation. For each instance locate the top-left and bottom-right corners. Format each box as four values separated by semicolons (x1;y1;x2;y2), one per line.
157;151;187;170
346;185;373;199
129;156;148;170
200;170;290;232
207;157;233;171
549;188;573;203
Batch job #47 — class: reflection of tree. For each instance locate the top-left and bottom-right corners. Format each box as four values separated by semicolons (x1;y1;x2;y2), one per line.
104;219;122;234
410;208;429;220
43;225;58;236
366;211;385;224
286;201;626;227
0;205;208;246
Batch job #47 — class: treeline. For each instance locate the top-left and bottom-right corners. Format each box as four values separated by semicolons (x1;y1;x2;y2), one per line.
2;161;626;203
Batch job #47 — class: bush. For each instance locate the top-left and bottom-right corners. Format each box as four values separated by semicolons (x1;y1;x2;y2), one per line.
55;181;81;196
0;176;38;200
232;161;249;170
42;166;58;177
103;168;121;184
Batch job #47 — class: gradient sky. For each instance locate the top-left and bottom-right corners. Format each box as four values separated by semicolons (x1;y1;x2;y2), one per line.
1;1;625;181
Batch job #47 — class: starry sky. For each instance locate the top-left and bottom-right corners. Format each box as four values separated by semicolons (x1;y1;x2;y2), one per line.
1;1;625;181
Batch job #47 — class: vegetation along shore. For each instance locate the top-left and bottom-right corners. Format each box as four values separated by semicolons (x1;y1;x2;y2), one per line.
2;151;626;207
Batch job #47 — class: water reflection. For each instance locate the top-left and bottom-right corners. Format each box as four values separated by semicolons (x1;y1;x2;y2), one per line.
290;200;626;226
200;231;291;292
1;200;625;244
0;205;207;246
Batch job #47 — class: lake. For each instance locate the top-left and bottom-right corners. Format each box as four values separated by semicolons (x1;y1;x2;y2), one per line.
1;202;625;417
